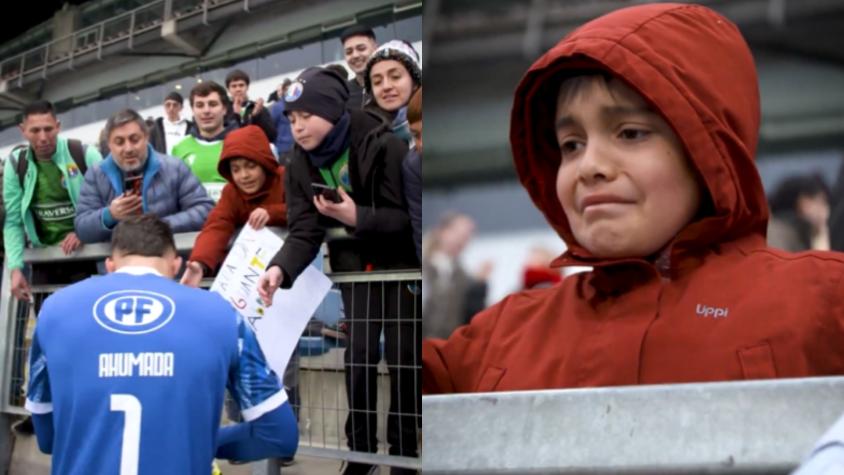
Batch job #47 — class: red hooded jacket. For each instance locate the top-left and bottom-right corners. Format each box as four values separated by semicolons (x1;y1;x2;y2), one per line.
189;125;287;273
423;4;844;393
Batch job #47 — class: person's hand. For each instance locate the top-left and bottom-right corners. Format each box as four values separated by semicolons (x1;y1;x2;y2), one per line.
109;193;143;221
60;232;82;255
314;187;357;227
233;96;243;115
180;261;204;288
257;266;283;307
248;208;270;230
252;98;265;116
10;269;31;302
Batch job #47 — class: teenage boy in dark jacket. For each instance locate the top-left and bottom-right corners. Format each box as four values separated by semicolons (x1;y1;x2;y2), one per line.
257;67;419;475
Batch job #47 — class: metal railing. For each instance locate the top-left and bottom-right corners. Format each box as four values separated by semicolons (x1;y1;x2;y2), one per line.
0;0;247;85
0;230;422;472
422;377;844;474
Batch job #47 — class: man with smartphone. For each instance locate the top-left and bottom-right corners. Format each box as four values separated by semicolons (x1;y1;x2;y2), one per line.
74;108;214;243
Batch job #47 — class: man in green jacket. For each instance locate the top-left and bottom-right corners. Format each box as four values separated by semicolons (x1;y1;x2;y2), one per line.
3;100;102;304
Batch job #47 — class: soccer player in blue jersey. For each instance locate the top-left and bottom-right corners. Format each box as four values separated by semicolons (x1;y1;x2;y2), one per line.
24;214;298;475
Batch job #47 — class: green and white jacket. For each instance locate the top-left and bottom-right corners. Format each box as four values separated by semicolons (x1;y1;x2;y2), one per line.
3;137;102;270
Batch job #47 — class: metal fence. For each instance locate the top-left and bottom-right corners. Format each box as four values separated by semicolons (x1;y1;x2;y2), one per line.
422;377;844;474
0;230;422;473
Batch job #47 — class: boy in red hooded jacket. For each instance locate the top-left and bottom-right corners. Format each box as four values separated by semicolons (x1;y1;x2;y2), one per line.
180;124;287;286
423;3;844;394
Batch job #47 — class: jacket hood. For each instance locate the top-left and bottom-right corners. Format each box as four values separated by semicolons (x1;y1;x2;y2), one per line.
510;3;767;265
219;125;279;177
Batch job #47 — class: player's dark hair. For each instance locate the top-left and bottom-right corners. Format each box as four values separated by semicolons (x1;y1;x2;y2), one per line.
111;215;177;257
22;100;56;120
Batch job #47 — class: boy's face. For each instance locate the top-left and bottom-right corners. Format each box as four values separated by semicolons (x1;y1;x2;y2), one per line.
191;92;227;138
554;76;700;258
163;99;182;122
344;35;377;75
288;111;334;151
227;79;249;102
229;158;267;194
370;59;414;112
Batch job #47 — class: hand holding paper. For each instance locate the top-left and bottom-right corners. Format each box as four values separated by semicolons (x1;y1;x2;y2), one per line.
257;266;283;306
210;226;332;377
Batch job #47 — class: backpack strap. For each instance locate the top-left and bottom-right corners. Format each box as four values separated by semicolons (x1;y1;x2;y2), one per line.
67;139;87;175
11;146;28;189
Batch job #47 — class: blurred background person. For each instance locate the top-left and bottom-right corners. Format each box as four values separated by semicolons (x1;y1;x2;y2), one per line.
423;212;491;339
768;174;831;251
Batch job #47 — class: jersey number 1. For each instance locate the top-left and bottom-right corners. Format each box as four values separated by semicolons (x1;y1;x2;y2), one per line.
110;394;142;475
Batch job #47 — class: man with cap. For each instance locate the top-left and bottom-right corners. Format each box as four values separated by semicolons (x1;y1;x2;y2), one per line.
255;67;420;475
340;24;378;110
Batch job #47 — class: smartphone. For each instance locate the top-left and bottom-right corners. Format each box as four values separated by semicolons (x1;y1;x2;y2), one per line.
311;183;342;203
124;171;143;195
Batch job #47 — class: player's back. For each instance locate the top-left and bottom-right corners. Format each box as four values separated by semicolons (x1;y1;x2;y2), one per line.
28;270;239;475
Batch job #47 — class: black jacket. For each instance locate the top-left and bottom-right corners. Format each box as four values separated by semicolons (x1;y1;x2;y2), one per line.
269;109;417;287
403;149;422;261
346;78;366;110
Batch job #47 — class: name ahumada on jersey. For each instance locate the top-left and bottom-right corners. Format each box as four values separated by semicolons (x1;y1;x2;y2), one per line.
25;268;287;475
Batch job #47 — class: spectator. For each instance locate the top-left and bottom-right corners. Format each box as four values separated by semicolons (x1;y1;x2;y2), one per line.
26;215;298;473
403;87;422;260
149;91;193;155
4;100;102;305
180;125;293;464
172;81;236;200
423;4;844;394
768;174;831;251
225;69;277;142
75;108;213;243
255;67;418;475
267;81;284;104
269;79;295;164
97;126;110;157
180;125;287;286
829;160;844;251
340;24;378;110
364;40;422;145
422;212;489;339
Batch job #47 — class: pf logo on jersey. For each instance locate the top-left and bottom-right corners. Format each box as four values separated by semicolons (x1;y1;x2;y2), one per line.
93;290;176;335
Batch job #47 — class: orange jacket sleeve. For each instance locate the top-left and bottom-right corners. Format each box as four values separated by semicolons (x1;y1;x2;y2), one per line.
189;184;240;272
423;298;505;394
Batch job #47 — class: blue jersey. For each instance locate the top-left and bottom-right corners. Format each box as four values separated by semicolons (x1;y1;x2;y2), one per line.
25;267;286;475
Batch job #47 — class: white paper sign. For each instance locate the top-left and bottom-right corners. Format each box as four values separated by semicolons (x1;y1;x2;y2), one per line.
210;226;332;377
